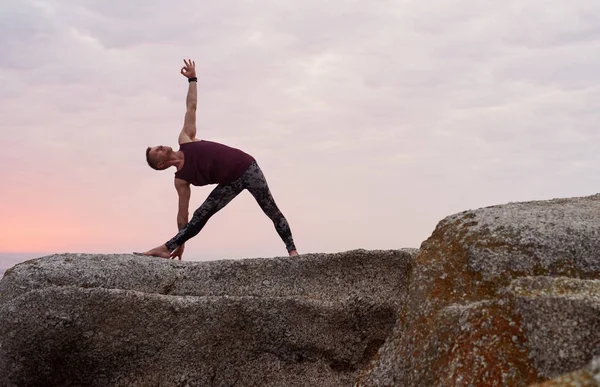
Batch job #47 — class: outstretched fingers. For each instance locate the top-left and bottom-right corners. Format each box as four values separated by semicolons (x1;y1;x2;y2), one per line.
182;59;195;67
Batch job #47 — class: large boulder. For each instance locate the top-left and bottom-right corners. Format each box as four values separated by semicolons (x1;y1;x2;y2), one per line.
357;194;600;386
0;249;415;387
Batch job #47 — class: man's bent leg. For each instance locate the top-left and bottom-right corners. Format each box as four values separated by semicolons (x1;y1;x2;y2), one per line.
242;162;297;253
164;181;243;252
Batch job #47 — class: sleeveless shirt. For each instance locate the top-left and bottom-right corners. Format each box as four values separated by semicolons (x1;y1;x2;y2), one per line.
174;140;255;186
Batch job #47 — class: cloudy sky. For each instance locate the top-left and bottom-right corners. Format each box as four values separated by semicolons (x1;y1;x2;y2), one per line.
2;0;600;268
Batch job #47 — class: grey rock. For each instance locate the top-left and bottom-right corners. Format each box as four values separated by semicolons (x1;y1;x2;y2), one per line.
509;276;600;379
0;249;414;387
0;249;414;304
357;194;600;387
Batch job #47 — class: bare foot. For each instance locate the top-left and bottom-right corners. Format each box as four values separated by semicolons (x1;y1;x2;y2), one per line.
133;244;171;258
289;250;299;257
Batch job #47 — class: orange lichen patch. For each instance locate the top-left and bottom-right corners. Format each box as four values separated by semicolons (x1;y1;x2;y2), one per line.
417;215;514;305
366;213;545;385
435;300;539;386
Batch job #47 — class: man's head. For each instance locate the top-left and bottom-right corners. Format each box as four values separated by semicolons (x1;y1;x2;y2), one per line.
145;145;173;170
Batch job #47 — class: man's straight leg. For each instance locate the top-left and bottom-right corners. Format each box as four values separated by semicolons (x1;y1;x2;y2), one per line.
165;181;244;252
242;161;297;253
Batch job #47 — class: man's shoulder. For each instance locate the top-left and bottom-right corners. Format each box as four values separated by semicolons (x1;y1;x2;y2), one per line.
178;139;203;153
178;133;202;145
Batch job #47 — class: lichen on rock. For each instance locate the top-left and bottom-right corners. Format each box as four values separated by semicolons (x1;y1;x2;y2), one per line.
358;194;600;386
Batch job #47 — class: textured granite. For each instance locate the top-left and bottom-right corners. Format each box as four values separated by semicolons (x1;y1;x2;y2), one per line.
6;193;600;386
532;356;600;386
357;194;600;386
0;249;415;387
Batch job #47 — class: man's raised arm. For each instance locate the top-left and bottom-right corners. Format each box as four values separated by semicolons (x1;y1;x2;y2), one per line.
179;58;198;144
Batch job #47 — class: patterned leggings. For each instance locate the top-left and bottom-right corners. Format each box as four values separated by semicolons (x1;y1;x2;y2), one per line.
164;161;296;253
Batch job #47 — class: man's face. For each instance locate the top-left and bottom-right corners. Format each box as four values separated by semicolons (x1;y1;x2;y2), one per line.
149;145;172;168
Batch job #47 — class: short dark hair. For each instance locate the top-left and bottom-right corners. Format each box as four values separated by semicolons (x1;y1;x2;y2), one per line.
146;147;160;170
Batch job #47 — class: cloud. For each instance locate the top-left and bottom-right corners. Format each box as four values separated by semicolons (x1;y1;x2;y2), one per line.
0;2;59;69
2;0;600;257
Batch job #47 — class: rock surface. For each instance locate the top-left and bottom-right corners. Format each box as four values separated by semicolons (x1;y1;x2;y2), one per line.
532;356;600;386
511;276;600;380
0;249;415;387
5;194;600;386
357;194;600;386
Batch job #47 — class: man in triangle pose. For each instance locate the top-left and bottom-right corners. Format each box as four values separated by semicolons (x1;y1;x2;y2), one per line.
136;59;298;260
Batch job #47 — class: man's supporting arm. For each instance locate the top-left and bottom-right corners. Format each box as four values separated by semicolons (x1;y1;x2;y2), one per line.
175;178;191;230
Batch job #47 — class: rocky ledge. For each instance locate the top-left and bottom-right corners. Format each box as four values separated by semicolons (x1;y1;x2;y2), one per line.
0;249;415;387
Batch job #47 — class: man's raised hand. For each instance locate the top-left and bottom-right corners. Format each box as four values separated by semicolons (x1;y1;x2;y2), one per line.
180;59;196;79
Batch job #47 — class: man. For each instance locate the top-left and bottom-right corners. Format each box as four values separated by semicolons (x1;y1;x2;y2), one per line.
135;59;298;260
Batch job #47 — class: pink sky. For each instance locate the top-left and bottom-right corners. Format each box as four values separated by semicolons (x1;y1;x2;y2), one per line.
2;0;600;269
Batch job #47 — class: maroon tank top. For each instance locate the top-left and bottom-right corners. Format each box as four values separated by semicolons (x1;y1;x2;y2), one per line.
174;140;255;186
